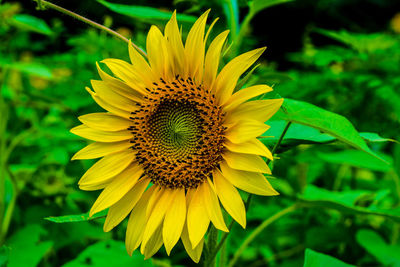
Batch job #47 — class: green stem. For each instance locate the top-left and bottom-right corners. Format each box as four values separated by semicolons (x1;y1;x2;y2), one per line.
224;0;239;42
267;121;292;164
0;167;18;245
204;225;219;266
33;0;147;58
228;203;300;267
231;11;254;56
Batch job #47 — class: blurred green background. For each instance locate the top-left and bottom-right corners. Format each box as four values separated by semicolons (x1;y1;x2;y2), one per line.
1;0;400;266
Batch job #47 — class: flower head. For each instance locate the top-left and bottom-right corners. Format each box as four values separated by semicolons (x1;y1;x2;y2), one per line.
71;10;283;262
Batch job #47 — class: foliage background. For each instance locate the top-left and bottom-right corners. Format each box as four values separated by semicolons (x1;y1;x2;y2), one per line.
1;0;400;266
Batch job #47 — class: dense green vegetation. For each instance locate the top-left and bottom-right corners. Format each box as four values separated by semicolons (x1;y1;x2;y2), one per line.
1;0;400;266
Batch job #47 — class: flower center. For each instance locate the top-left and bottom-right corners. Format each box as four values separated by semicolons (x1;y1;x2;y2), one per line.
130;76;226;189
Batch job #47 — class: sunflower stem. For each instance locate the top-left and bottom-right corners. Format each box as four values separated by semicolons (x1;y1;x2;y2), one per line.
204;225;219;267
32;0;147;58
268;121;292;164
228;203;300;267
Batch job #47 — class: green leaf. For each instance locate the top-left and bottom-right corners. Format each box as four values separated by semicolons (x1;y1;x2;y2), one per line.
317;150;392;172
10;14;53;35
44;210;107;223
62;240;154;267
97;0;197;23
299;185;400;222
303;248;355;267
356;229;400;266
0;59;53;79
6;224;53;267
249;0;294;16
360;132;399;144
273;99;385;161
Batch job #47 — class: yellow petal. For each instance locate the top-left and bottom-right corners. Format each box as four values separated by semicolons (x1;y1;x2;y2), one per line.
86;87;133;119
143;224;163;259
91;80;138;111
78;150;136;187
224;84;273;112
164;11;185;76
163;188;186;255
225;120;270;144
79;178;113;191
96;62;143;102
78;113;132;132
213;169;246;228
126;186;156;255
141;188;174;252
72;141;132;160
187;185;210;248
227;99;284;123
104;177;150;232
70;124;133;142
89;163;144;216
181;222;204;263
204;30;229;90
224;138;273;160
222;151;271;174
147;25;170;80
100;59;147;95
184;10;210;80
220;162;278;196
214;47;266;105
202;180;228;232
128;40;157;88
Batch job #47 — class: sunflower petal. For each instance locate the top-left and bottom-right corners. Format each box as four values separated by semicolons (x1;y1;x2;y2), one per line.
147;25;170;80
181;222;204;263
224;84;273;112
78;113;132;132
224;138;273;160
164;11;185;76
220;162;278;196
91;80;138;111
163;188;186;255
213;169;246;228
70;124;132;142
223;151;271;174
89;163;143;216
187;186;210;248
228;99;284;122
104;178;150;232
72;141;132;160
214;47;266;105
203;180;228;232
126;186;156;255
78;150;136;187
128;40;156;87
143;224;163;259
225;120;270;144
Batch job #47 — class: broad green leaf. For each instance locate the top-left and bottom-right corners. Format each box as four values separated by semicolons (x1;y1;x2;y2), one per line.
360;132;399;144
45;210;107;223
303;248;355;267
62;240;154;267
98;0;197;23
273;99;385;161
317;150;392;172
0;59;53;79
299;185;400;222
249;0;294;16
356;229;400;266
10;14;53;35
6;224;53;267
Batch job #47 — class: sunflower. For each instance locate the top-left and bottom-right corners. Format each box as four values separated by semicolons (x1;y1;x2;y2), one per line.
71;10;283;262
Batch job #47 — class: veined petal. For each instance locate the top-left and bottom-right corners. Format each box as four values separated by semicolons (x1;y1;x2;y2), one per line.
100;59;147;95
86;87;133;119
202;180;228;232
184;10;210;81
163;188;186;255
224;84;273;112
79;178;113;191
220;162;278;196
91;80;138;111
72;141;132;160
126;186;156;255
104;177;150;232
224;139;273;160
181;222;204;263
164;11;185;76
78;150;136;187
214;47;266;105
78;113;132;132
147;25;170;80
128;40;157;87
204;30;229;90
187;186;210;248
213;169;246;228
90;163;144;216
225;120;270;144
96;62;144;102
70;124;133;142
223;151;271;174
228;99;284;123
143;225;163;259
141;188;174;252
